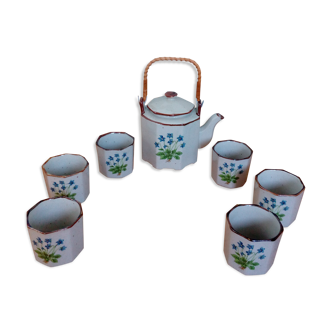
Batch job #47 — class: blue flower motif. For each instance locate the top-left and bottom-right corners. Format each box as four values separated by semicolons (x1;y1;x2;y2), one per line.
263;197;269;204
267;207;270;211
247;244;254;250
223;163;228;168
259;255;266;260
158;135;165;142
226;171;229;174
51;188;55;192
69;180;75;186
115;154;119;158
180;143;186;148
284;206;289;211
125;157;129;161
106;161;110;165
154;142;160;148
60;246;67;251
33;241;37;246
108;156;113;161
238;165;243;169
232;244;237;250
56;239;64;246
246;250;253;255
230;163;235;167
167;133;173;138
241;252;245;256
271;203;276;209
123;153;127;158
37;237;43;244
167;139;173;145
230;168;234;172
45;239;52;243
237;241;244;249
45;244;51;249
177;135;184;141
280;200;287;206
59;181;65;185
257;247;265;253
239;170;244;174
163;145;167;149
270;198;276;203
259;202;264;207
116;158;120;162
41;247;45;250
219;167;223;171
73;185;78;190
59;190;62;193
53;182;58;187
61;186;66;190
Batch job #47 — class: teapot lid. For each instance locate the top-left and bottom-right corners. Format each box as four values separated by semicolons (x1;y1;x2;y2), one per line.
147;91;195;116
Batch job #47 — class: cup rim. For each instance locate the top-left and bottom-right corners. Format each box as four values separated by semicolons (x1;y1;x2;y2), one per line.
96;132;135;151
255;169;305;197
226;204;284;242
212;140;253;160
42;153;89;178
27;197;83;235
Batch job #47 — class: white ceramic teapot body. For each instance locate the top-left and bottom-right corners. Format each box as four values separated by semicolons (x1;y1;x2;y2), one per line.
139;57;224;170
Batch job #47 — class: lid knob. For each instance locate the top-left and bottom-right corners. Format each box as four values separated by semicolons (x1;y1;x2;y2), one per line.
165;91;178;98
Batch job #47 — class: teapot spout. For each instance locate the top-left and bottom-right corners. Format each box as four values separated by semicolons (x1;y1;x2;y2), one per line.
199;113;224;149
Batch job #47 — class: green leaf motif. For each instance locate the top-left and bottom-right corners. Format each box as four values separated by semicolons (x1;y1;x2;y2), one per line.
155;136;185;162
231;244;264;271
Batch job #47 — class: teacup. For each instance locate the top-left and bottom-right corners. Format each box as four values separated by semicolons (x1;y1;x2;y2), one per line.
96;132;134;178
42;153;90;203
212;140;253;188
27;197;84;267
253;169;305;227
224;204;284;275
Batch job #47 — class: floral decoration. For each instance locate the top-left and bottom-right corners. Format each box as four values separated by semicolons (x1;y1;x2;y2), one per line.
51;180;78;199
33;238;67;263
231;242;266;270
259;197;289;221
219;163;244;184
155;134;186;162
106;153;129;175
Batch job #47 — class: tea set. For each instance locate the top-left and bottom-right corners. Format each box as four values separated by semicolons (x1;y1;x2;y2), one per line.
26;57;305;274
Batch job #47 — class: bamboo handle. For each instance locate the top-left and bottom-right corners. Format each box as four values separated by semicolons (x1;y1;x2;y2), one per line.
142;57;201;102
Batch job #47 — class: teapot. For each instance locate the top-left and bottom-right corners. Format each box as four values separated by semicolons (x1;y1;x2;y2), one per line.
138;57;224;170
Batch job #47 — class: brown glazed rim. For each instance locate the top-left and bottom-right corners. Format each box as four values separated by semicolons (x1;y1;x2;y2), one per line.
27;197;83;235
42;153;89;178
226;204;284;242
147;104;195;117
213;140;253;160
96;132;135;151
255;169;305;197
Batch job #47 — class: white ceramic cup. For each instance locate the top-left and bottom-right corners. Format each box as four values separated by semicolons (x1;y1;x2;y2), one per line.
27;197;84;267
224;204;284;276
212;140;253;188
42;154;90;203
96;132;135;178
253;169;305;227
